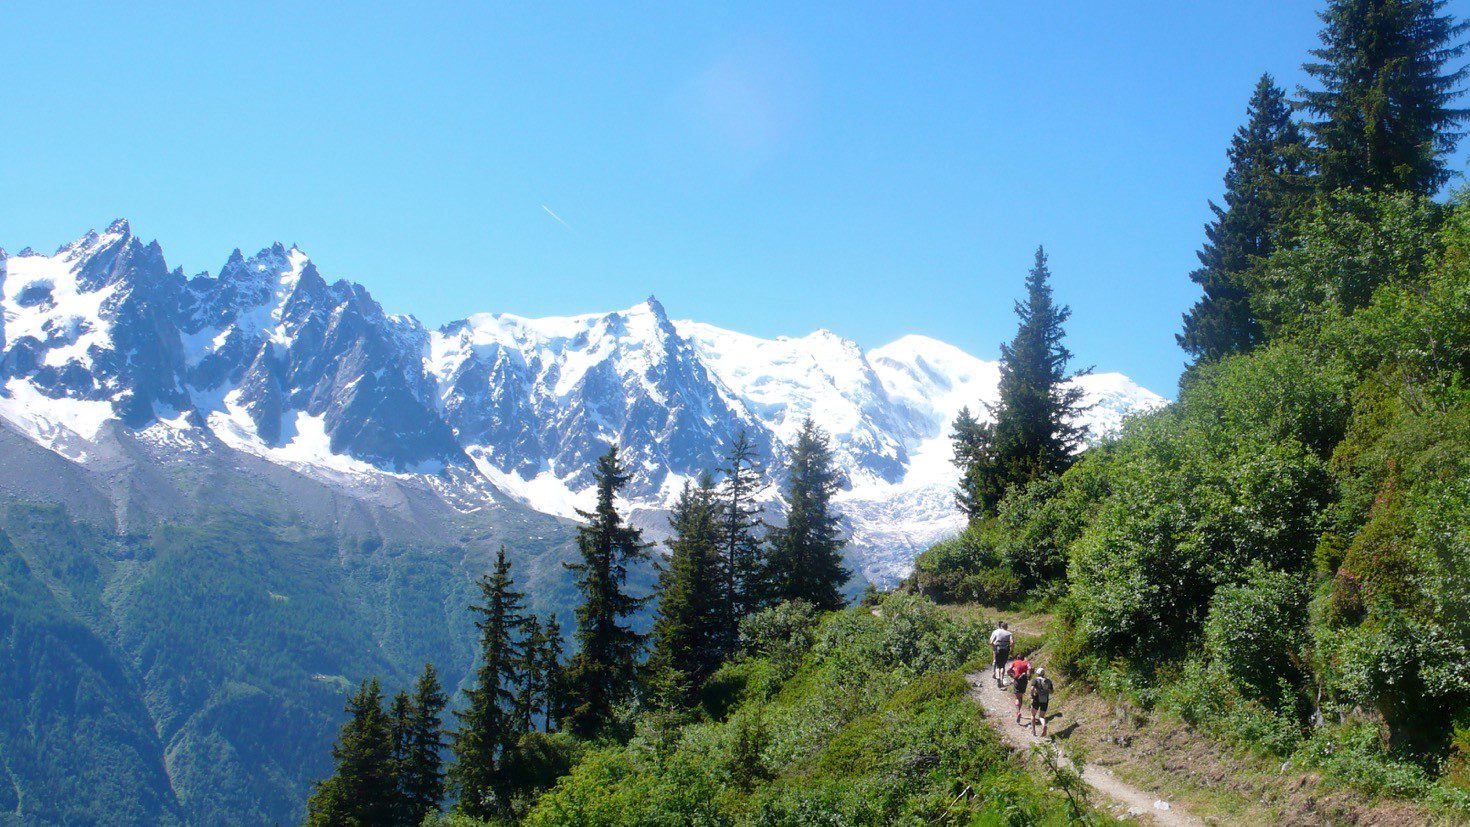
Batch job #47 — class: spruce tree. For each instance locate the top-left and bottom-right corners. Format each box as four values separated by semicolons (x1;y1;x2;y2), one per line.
516;616;548;732
715;430;769;652
401;663;447;823
388;689;415;825
950;406;1003;522
541;614;565;733
1302;0;1468;195
647;475;724;704
305;679;397;826
955;248;1088;518
1179;74;1310;363
562;445;652;738
767;419;849;611
450;547;525;819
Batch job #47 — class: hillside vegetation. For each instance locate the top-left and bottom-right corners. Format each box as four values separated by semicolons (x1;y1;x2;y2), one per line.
461;595;1096;825
913;0;1470;810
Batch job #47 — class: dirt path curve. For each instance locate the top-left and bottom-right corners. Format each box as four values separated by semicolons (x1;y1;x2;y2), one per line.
965;672;1203;826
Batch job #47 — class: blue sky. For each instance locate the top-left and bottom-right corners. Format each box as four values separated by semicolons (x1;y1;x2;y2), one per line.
4;1;1467;396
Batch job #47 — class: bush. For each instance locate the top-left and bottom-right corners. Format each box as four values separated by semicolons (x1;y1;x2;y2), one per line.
1254;189;1440;338
957;566;1022;606
997;450;1116;587
1203;564;1308;703
910;523;1004;603
523;597;1086;824
1067;353;1336;662
738;600;818;679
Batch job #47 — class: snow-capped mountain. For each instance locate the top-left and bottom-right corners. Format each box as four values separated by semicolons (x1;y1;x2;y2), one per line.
0;221;1167;583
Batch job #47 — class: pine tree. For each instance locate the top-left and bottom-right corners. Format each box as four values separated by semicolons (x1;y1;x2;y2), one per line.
955;248;1088;518
767;419;850;611
562;445;652;738
450;547;526;819
306;679;398;826
1302;0;1468;195
1179;74;1310;363
647;474;724;704
401;663;447;823
541;614;566;733
715;430;769;653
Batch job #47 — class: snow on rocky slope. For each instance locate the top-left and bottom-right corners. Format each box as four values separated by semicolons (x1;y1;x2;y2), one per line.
1;221;1167;584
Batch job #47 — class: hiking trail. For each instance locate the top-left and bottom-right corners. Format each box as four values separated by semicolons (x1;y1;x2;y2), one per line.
965;671;1203;826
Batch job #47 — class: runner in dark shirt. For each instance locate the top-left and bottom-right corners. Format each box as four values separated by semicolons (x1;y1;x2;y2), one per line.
1029;666;1055;737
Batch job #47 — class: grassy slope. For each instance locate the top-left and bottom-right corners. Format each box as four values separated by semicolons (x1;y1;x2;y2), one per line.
515;593;1112;826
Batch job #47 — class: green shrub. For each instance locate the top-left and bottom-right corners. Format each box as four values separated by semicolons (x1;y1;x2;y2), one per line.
957;566;1022;606
524;597;1086;824
1254;189;1440;339
1203;564;1308;703
995;460;1114;587
739;600;818;678
911;522;1006;603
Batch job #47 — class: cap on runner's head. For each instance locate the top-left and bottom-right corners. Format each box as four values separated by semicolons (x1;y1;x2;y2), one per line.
1035;667;1045;677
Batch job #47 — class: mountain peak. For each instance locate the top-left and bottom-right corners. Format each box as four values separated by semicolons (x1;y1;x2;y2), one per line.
106;218;131;236
641;294;671;322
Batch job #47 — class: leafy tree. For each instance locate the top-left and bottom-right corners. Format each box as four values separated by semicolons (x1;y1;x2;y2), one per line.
955;248;1088;519
562;446;652;738
450;546;526;819
1252;189;1440;336
715;429;770;651
306;679;397;826
647;475;725;705
400;663;447;824
1179;74;1309;363
1301;0;1468;195
767;419;849;611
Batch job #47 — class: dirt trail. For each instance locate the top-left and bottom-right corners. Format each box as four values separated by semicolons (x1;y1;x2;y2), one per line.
965;672;1202;826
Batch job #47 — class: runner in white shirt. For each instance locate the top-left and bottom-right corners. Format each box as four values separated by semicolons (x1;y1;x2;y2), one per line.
989;621;1013;686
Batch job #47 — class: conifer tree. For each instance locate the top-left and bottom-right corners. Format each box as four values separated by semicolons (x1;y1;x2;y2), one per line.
306;679;397;826
388;689;415;825
562;446;652;738
951;406;1003;522
541;614;565;732
401;663;447;823
647;475;724;704
1302;0;1468;195
450;547;525;819
955;248;1087;518
517;616;548;732
767;419;849;611
715;430;769;652
1179;74;1310;363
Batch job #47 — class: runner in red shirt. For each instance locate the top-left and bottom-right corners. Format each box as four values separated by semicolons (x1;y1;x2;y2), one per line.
1007;656;1031;724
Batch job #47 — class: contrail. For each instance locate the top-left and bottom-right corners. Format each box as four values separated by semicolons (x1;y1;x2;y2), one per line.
541;204;572;230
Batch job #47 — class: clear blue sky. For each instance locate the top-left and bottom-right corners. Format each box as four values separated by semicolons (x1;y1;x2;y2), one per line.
5;1;1467;396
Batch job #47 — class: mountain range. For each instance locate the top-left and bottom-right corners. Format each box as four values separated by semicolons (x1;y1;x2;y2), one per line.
0;220;1164;584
